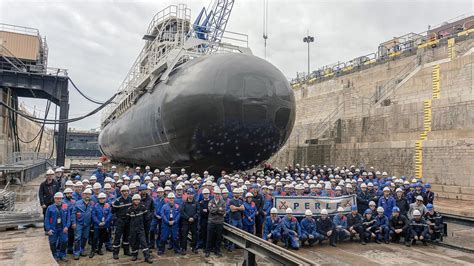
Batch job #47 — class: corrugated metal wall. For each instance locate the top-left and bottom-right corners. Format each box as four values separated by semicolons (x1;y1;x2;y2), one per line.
0;31;39;61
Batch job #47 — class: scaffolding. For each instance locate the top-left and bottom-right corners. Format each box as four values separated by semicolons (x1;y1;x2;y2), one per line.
101;3;249;127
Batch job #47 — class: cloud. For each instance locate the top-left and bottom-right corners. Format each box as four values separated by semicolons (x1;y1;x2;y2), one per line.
1;0;471;129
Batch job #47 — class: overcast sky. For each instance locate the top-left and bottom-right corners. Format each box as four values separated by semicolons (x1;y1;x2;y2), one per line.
1;0;472;130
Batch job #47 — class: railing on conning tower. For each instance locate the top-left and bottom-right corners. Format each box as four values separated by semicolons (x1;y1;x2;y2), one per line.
100;3;248;128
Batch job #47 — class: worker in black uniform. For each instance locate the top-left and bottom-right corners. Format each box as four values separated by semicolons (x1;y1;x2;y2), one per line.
251;184;264;237
139;185;154;248
205;187;226;257
112;185;132;259
346;205;364;243
180;188;199;254
316;209;336;247
127;194;152;263
389;206;410;246
197;188;210;250
39;169;59;233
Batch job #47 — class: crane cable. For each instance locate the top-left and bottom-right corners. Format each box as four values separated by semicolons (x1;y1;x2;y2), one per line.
0;91;119;124
263;0;269;59
68;77;106;105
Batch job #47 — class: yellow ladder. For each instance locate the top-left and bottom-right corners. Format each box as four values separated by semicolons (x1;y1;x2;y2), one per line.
448;38;455;59
415;64;440;178
432;65;440;99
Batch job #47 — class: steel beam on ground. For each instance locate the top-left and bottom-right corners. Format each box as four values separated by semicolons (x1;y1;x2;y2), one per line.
223;223;315;266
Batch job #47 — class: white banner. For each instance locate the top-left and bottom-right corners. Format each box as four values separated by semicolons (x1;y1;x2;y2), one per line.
273;195;357;216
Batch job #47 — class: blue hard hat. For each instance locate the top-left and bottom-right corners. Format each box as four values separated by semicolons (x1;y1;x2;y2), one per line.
75;175;81;180
392;207;400;212
138;184;147;191
351;205;358;211
415;182;422;187
386;176;392;181
187;188;195;195
425;183;431;188
364;209;372;215
251;183;259;189
373;182;379;186
410;184;416;188
426;203;433;210
401;176;406;180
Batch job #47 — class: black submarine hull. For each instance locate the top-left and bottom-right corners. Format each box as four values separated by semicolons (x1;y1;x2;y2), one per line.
98;53;295;173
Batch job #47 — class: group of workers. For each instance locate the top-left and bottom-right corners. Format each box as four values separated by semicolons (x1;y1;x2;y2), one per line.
39;163;443;262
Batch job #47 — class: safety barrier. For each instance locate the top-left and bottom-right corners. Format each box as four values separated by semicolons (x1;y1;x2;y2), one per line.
223;223;315;266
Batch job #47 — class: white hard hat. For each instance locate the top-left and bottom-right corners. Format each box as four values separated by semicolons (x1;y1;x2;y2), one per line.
413;210;421;216
54;192;63;198
132;194;141;200
98;193;106;199
321;209;328;215
176;184;183;190
104;183;112;189
202;188;210;194
120;185;129;191
152;176;159;181
360;183;367;188
367;182;374;187
148;183;155;189
144;176;151;181
65;180;74;186
396;188;403;193
214;188;222;194
93;183;101;190
75;181;83;187
377;207;384;213
156;187;164;192
90;175;97;180
97;162;103;167
383;187;390;192
83;189;92;194
222;188;229;193
245;192;253;198
46;169;54;175
133;175;140;180
55;168;63;173
369;201;376;206
165;180;172;186
129;183;136;189
335;186;342;191
167;192;175;198
305;209;313;216
64;188;73;193
337;207;344;212
416;195;424;201
164;186;171;191
286;208;293;214
270;208;278;214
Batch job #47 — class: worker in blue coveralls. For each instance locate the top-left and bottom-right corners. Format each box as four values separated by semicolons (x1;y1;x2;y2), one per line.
242;192;257;234
281;208;301;250
333;207;350;243
92;162;106;186
158;192;181;255
263;207;282;244
300;209;324;246
375;206;390;243
45;192;70;262
378;187;396;218
90;193;112;258
72;188;94;260
62;188;76;254
228;188;244;250
150;187;165;249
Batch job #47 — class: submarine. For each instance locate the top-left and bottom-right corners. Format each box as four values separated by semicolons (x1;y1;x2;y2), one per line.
98;3;295;173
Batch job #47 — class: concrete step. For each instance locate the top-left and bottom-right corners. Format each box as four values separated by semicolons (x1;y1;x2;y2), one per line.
431;183;474;201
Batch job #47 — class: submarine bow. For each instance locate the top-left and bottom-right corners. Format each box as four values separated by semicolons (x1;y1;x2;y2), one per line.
99;53;295;172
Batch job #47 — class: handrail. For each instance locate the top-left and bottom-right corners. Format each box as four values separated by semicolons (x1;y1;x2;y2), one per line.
370;56;419;103
223;223;316;265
